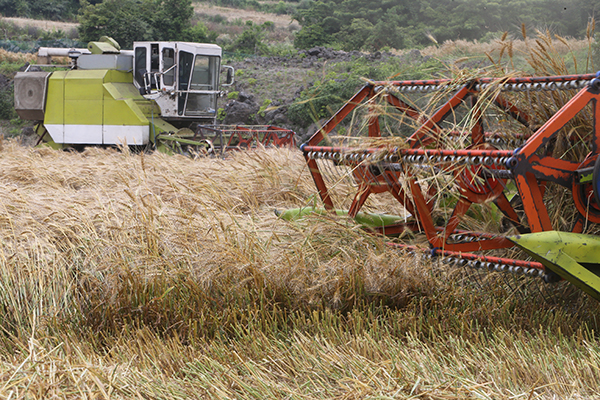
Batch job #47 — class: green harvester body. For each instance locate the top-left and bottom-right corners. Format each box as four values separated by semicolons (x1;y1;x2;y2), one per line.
14;37;233;152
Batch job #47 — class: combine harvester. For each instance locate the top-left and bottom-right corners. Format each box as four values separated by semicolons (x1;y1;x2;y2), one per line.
286;70;600;300
14;36;295;154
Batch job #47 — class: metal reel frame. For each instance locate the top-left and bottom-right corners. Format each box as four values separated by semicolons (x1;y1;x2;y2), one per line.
301;73;600;271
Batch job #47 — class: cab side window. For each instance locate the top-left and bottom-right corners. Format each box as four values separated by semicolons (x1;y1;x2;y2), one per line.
134;47;147;87
162;48;175;86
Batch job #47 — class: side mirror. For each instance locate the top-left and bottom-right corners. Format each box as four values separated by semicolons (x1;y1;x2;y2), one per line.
222;66;235;87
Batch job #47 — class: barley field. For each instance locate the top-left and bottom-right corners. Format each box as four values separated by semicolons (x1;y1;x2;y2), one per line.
0;140;597;399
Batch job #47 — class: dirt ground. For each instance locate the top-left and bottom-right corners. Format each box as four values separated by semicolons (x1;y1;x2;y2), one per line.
2;6;300;32
0;16;78;32
193;4;299;30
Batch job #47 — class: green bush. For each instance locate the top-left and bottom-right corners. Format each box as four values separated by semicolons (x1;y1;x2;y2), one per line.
265;42;297;58
293;24;328;49
184;22;218;43
274;1;295;15
0;0;81;20
258;99;272;117
217;107;226;122
0;84;17;121
227;22;268;55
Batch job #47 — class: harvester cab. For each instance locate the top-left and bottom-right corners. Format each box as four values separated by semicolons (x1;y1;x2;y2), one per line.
132;41;234;124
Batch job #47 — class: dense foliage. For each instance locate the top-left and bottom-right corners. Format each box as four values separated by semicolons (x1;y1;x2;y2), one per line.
293;0;600;51
226;21;274;54
0;0;303;20
3;0;598;54
78;0;216;48
0;0;84;20
0;82;16;120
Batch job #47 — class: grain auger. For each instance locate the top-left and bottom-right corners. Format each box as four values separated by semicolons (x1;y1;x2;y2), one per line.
283;71;600;300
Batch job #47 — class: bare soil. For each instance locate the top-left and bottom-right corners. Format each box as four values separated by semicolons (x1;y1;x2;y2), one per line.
2;6;300;32
193;4;299;30
0;16;78;32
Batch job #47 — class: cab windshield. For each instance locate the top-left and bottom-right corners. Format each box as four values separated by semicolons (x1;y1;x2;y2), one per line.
178;52;220;116
178;53;219;91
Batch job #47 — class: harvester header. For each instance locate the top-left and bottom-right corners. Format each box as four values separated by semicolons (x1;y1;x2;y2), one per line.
290;70;600;300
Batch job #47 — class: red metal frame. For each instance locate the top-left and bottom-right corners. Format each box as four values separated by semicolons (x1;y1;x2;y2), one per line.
301;74;600;266
195;125;296;152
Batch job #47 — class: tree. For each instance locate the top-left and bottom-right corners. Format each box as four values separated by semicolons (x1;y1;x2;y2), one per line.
183;22;219;43
153;0;194;41
0;0;79;20
293;24;329;49
228;21;268;54
336;18;372;51
0;0;30;17
78;0;156;47
78;0;212;48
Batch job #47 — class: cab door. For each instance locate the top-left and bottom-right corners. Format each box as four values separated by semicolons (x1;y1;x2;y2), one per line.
133;43;151;90
176;43;195;116
176;43;221;119
158;42;176;91
134;42;173;92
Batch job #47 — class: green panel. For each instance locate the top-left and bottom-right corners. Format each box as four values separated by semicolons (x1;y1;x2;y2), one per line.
102;81;176;134
134;100;162;117
104;82;142;100
275;207;405;228
88;41;119;54
509;231;600;301
64;99;103;125
62;70;106;126
102;99;143;126
103;83;147;126
64;70;106;100
104;69;132;84
149;118;177;136
102;80;163;127
44;71;66;125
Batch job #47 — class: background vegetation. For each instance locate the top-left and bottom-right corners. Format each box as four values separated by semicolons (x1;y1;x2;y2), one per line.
1;0;598;52
0;0;82;20
293;0;599;50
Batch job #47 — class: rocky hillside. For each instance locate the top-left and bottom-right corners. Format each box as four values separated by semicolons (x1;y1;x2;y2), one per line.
221;46;431;143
